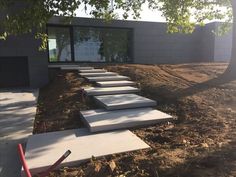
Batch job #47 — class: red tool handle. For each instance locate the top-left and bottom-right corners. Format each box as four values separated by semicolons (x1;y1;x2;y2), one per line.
39;150;71;177
17;144;32;177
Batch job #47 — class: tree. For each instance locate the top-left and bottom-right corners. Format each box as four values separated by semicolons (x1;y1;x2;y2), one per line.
0;0;234;75
227;0;236;76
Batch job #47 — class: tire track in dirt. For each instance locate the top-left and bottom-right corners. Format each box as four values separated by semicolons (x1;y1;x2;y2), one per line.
159;65;197;87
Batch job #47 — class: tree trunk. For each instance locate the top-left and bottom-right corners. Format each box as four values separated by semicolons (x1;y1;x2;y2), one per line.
57;47;63;61
224;0;236;77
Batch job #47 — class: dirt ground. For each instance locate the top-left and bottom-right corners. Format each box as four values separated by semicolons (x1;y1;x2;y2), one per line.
34;63;236;177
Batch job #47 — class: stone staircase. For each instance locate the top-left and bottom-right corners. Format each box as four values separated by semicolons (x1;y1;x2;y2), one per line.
80;67;173;132
22;65;173;175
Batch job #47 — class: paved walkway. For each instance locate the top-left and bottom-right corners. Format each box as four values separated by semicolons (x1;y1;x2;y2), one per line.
0;89;38;177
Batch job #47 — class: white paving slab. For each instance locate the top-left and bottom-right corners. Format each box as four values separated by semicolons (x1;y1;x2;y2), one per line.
80;72;117;77
97;80;136;87
0;89;38;177
81;108;173;132
77;67;94;70
48;64;79;68
24;129;149;175
60;66;80;70
94;94;157;110
87;75;130;82
61;66;94;70
84;86;139;96
79;69;106;73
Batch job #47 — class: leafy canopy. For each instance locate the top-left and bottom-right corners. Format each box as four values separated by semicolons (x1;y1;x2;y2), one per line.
0;0;233;49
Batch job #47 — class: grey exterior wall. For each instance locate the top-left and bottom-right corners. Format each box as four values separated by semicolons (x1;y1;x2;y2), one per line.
0;15;232;88
199;23;216;62
132;23;202;64
0;3;49;88
0;34;49;88
213;23;232;62
200;22;232;62
48;17;232;64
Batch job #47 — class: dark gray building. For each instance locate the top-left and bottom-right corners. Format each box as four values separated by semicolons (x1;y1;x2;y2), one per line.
0;16;232;88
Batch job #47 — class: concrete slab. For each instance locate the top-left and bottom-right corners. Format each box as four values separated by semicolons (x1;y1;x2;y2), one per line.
79;69;106;73
94;94;157;110
80;72;117;77
24;129;149;175
81;108;173;132
77;67;94;70
48;64;79;68
61;66;94;70
84;86;139;96
97;80;136;87
87;76;130;82
0;89;38;177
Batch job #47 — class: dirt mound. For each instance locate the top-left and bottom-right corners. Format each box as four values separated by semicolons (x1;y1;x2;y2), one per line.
35;63;236;177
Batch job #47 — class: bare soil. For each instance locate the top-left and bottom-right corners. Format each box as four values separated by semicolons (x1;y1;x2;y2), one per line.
34;63;236;177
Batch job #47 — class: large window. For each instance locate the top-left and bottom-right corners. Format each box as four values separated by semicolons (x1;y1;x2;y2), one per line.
48;27;72;62
47;26;132;63
74;27;102;62
73;27;132;62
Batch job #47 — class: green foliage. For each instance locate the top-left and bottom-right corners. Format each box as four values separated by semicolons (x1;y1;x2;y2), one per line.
153;0;232;34
0;0;233;49
35;33;48;51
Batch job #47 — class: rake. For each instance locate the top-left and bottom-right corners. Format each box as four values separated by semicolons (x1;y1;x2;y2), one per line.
17;144;71;177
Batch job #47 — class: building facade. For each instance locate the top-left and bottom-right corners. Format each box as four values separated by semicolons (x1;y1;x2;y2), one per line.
0;16;233;88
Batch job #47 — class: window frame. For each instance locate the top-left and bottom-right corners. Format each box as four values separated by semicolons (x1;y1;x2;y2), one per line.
47;25;74;63
47;24;134;63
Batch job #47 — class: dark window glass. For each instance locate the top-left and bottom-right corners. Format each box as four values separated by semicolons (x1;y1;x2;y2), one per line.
74;27;102;62
73;27;132;62
48;27;72;62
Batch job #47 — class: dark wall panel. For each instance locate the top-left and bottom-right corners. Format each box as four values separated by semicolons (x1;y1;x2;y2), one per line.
0;57;29;87
0;34;49;88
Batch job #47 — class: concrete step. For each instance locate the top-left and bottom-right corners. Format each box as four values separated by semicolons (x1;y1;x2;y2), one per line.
77;67;94;70
81;108;173;132
24;129;149;176
49;64;80;68
79;69;106;73
96;80;136;87
61;66;94;70
84;86;139;96
80;72;117;77
94;94;157;110
87;76;130;82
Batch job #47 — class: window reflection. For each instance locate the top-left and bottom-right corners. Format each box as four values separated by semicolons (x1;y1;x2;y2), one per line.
47;26;132;63
48;27;71;62
74;28;103;62
74;27;131;62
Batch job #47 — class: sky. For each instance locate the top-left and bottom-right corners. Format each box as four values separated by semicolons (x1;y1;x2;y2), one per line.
75;3;166;22
75;2;230;24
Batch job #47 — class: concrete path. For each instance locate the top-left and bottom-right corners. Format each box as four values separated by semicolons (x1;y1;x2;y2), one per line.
79;69;106;73
94;94;157;110
0;89;38;177
77;67;94;71
96;80;136;87
48;64;80;68
80;108;172;133
24;128;149;175
61;66;94;70
87;75;130;82
80;72;117;77
84;86;139;96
